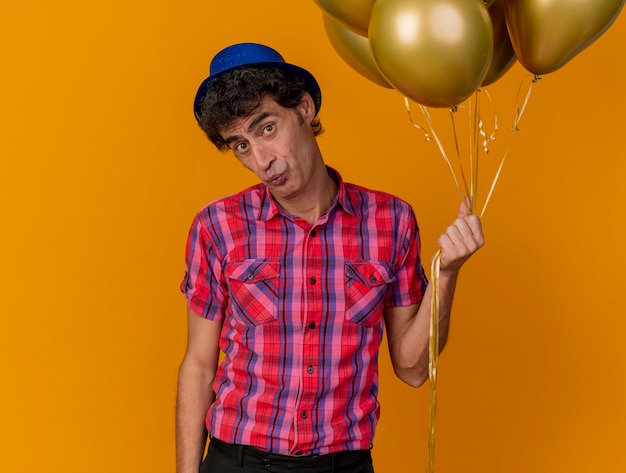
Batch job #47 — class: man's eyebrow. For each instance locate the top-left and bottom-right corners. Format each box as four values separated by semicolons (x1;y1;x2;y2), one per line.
247;112;272;133
224;135;241;146
223;111;275;146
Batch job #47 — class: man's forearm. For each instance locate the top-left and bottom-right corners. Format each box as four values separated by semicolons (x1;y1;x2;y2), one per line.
422;269;457;349
176;361;215;473
395;270;459;386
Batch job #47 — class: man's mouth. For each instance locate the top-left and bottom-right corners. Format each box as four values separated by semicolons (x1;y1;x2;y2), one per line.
267;173;285;185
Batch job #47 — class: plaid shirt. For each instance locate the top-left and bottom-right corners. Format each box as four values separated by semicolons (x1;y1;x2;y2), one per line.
181;168;427;455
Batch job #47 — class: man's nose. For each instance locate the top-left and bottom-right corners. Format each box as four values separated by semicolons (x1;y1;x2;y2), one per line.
251;143;274;171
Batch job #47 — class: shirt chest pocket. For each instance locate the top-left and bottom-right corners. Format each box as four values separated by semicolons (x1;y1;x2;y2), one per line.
345;261;396;327
224;259;280;325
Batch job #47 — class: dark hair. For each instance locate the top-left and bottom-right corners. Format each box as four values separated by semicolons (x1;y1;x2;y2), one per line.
197;66;323;151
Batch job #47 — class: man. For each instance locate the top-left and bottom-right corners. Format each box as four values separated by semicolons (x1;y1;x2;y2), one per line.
177;42;484;473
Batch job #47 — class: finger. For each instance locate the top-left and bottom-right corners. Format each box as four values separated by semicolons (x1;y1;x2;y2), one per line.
445;219;483;253
451;213;484;244
465;215;485;246
437;232;470;271
437;233;454;252
449;218;475;244
446;221;465;245
440;224;470;255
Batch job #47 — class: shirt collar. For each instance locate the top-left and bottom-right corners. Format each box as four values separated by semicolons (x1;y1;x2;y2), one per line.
257;166;356;222
328;166;356;216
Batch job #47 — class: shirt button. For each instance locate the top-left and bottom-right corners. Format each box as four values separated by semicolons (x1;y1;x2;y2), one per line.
310;230;316;237
308;322;316;330
307;365;314;374
301;411;308;419
296;451;303;456
369;275;377;283
310;276;316;285
247;272;254;280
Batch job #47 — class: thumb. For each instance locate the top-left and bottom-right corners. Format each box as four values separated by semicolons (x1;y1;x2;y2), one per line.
457;196;473;219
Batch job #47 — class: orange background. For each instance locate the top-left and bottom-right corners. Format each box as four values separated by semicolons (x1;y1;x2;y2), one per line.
1;1;625;472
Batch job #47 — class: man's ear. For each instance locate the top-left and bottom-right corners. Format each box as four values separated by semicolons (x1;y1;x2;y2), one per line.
297;92;317;124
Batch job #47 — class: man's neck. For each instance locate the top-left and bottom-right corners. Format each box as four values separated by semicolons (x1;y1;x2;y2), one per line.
275;168;338;225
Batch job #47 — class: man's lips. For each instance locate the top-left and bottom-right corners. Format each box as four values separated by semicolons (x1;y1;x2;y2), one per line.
267;173;285;185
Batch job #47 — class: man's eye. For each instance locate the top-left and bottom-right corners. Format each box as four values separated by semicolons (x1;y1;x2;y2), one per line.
235;142;248;152
263;124;274;134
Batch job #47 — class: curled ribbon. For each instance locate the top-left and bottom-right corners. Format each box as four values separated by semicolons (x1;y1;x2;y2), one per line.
428;249;441;473
404;74;540;472
479;74;540;218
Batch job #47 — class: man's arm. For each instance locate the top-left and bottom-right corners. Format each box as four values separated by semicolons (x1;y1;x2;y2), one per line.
384;199;484;387
176;307;222;473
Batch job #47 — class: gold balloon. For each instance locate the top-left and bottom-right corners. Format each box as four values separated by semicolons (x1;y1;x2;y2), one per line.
482;0;517;86
314;0;376;37
505;0;626;74
369;0;494;108
322;14;393;89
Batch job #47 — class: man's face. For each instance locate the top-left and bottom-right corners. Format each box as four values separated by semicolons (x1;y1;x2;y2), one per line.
220;94;322;204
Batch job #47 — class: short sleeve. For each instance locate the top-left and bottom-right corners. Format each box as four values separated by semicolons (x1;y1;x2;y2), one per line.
384;206;428;308
180;212;227;321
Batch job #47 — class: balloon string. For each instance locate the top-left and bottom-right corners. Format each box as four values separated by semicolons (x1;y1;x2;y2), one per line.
514;74;541;131
478;88;499;153
407;76;539;473
404;96;432;142
479;74;540;218
469;91;482;214
467;95;476;208
427;248;441;473
404;97;466;203
448;107;472;201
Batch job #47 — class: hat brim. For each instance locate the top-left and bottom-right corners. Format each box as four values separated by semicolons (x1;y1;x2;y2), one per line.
193;62;322;122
